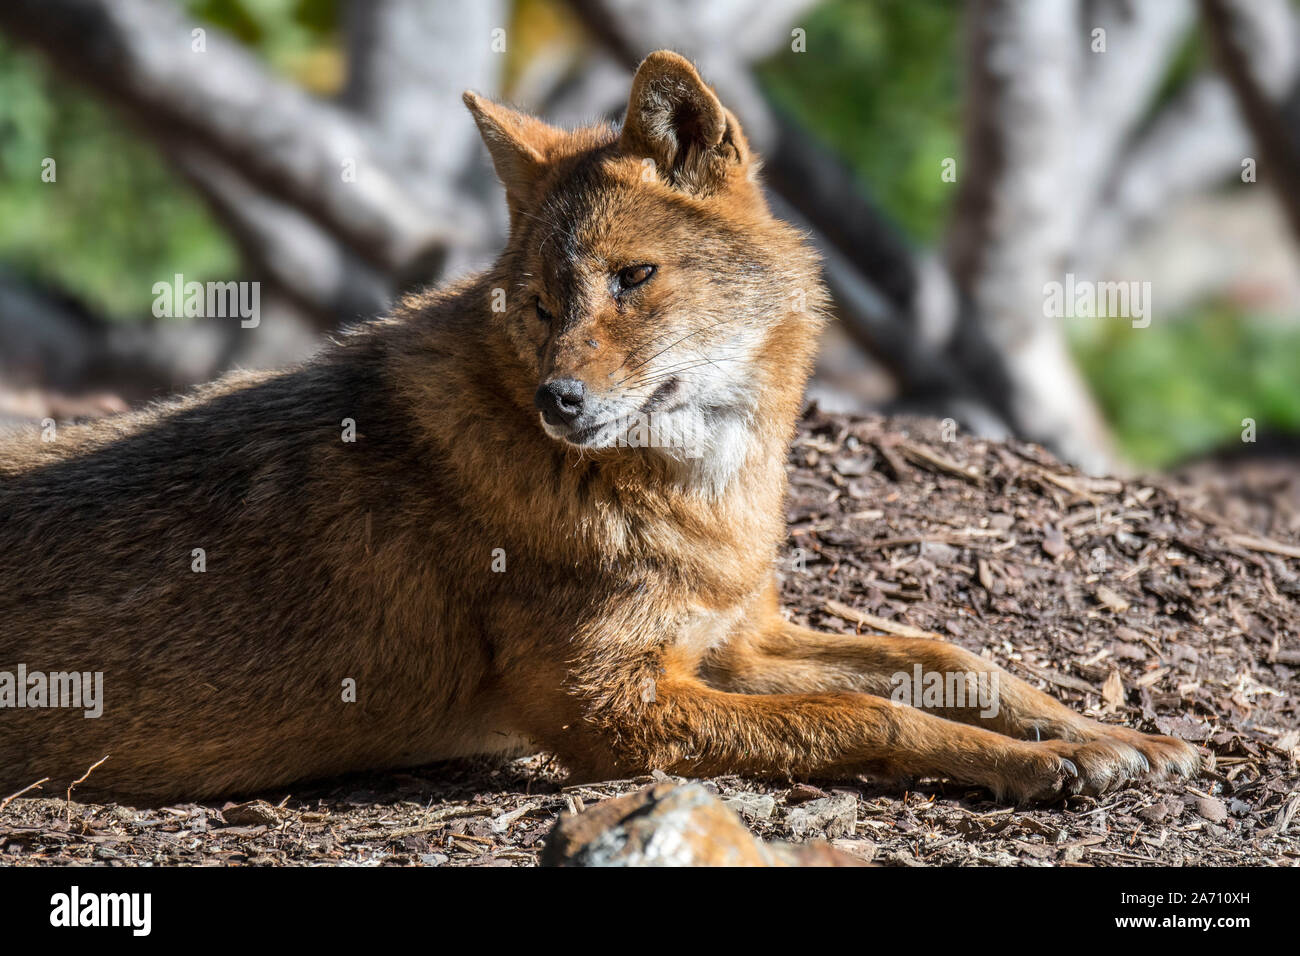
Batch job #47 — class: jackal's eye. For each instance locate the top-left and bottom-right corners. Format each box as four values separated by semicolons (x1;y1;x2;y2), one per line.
616;264;656;292
535;297;553;323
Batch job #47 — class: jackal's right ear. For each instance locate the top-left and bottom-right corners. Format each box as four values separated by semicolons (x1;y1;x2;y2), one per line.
619;51;750;195
463;91;562;206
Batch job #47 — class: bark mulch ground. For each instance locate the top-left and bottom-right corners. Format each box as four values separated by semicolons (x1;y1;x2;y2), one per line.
3;410;1297;866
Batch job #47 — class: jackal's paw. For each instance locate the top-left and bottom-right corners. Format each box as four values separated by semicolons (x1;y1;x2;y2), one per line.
992;734;1199;803
1077;725;1204;782
1040;739;1158;796
1035;732;1200;798
987;746;1084;803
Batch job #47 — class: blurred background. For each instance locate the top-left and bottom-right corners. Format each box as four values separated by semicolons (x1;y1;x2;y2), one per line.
1;0;1298;491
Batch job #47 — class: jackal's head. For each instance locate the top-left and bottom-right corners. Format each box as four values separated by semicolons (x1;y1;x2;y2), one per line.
465;51;825;481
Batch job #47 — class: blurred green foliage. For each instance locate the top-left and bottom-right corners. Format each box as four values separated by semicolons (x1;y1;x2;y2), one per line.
0;37;238;315
0;0;1295;465
1074;307;1300;467
186;0;342;89
0;0;340;317
758;0;960;243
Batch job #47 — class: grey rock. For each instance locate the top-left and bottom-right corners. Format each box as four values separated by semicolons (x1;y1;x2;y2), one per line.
786;793;858;841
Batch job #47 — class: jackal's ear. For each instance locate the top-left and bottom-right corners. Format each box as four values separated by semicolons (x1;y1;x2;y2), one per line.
463;91;563;205
618;51;750;195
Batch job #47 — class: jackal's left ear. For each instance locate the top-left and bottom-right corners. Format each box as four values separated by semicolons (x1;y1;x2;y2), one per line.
463;91;563;206
619;51;750;195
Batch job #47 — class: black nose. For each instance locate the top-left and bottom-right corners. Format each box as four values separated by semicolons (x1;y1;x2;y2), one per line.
535;378;587;427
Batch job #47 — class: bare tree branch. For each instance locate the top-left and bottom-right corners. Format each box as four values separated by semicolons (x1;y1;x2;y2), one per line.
1202;0;1300;243
166;145;392;330
344;0;506;198
1076;75;1253;274
1074;0;1196;221
0;0;480;275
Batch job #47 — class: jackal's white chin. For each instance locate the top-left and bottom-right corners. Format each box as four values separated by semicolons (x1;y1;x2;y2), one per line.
539;403;705;458
540;415;619;448
540;401;755;496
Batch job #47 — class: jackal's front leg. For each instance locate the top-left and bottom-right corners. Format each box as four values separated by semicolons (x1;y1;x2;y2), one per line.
523;651;1169;802
701;617;1201;793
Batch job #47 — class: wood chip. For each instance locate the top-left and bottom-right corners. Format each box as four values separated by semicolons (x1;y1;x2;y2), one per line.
1015;660;1097;695
1226;534;1300;560
898;442;984;485
824;600;942;640
1101;669;1125;710
1094;585;1130;613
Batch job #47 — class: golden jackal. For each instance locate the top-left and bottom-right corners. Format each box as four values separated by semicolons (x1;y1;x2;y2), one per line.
0;52;1199;803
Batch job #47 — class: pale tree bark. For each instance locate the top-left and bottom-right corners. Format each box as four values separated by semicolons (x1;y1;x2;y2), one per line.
945;0;1116;472
1074;0;1197;222
0;0;506;400
343;0;510;280
1080;0;1300;276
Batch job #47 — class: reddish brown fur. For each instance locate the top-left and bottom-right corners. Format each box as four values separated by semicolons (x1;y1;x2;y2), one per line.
0;52;1198;804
